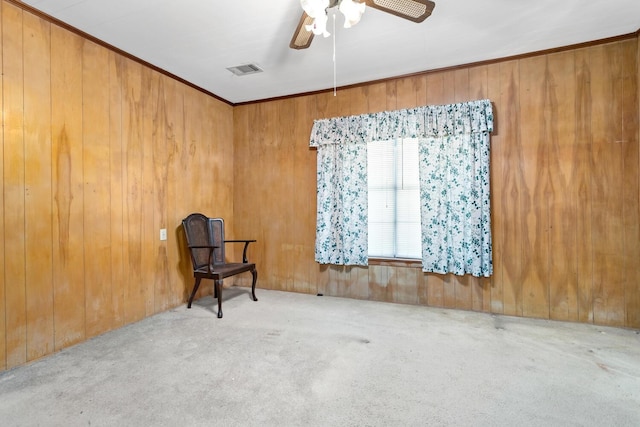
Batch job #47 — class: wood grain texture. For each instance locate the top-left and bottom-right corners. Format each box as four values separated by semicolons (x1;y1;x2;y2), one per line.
519;55;551;320
232;37;639;329
546;52;579;322
621;40;639;329
23;11;54;362
152;74;170;314
51;25;85;350
1;0;235;372
83;39;113;337
0;0;5;371
3;1;27;368
163;75;186;308
498;60;524;317
626;39;640;328
1;0;639;374
574;48;595;323
485;62;504;314
590;44;626;326
122;58;146;324
141;67;157;318
109;52;126;328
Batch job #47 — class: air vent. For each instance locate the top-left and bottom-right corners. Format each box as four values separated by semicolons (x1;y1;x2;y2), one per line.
226;63;263;76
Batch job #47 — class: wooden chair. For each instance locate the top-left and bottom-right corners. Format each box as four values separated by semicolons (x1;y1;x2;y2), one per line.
182;213;257;318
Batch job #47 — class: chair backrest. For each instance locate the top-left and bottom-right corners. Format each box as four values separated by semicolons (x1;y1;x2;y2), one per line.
182;213;224;271
207;217;226;265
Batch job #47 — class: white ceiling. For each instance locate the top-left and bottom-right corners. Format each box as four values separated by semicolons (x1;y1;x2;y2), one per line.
21;0;640;105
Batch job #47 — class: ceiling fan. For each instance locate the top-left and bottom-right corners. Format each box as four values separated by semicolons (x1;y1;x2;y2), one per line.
290;0;436;50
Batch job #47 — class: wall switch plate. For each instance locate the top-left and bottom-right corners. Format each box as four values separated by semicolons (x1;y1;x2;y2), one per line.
160;228;167;241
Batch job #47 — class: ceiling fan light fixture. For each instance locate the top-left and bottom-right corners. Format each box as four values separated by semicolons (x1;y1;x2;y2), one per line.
339;0;366;28
300;0;330;18
305;11;331;37
291;0;436;50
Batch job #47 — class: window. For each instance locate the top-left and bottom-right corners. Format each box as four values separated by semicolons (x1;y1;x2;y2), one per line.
312;99;493;276
367;138;421;259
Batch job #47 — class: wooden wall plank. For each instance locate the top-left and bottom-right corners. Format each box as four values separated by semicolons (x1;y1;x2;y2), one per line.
277;98;296;293
121;58;146;323
256;101;280;291
454;68;470;103
164;76;186;307
498;60;523;317
365;82;388;113
546;51;579;322
519;55;551;319
385;80;397;111
233;103;264;293
369;265;390;302
574;47;595;323
396;76;420;110
153;74;170;313
3;1;27;368
443;274;457;308
394;267;419;305
181;89;211;300
625;38;640;328
0;0;5;371
485;62;503;314
590;44;626;326
621;39;640;328
51;25;85;350
109;52;125;328
630;37;640;328
83;39;114;337
23;11;54;362
350;266;370;300
291;95;317;294
141;67;158;316
174;84;194;303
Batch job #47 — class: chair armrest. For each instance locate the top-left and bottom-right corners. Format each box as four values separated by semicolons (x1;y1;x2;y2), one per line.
224;239;256;263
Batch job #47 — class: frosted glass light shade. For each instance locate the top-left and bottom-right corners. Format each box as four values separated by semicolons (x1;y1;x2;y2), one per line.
339;0;366;28
300;0;329;18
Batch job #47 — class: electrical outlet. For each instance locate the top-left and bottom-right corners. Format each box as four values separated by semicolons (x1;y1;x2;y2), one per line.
160;228;167;241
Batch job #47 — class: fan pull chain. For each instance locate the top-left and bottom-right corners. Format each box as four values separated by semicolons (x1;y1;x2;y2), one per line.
333;13;337;96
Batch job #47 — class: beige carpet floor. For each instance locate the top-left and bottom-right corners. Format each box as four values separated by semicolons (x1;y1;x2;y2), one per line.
1;288;639;426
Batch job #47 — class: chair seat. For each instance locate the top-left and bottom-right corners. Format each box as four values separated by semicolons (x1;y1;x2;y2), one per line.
194;262;256;280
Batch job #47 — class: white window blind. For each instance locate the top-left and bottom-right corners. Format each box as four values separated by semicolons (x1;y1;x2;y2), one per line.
367;138;421;259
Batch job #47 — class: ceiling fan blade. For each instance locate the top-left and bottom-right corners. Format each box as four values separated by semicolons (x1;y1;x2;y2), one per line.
290;12;315;50
363;0;435;23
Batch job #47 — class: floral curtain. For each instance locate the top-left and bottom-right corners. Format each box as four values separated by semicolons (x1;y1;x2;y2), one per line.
315;139;368;265
310;99;494;276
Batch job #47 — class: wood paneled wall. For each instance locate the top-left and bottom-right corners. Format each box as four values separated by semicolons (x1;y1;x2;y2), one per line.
0;1;235;371
0;0;638;373
233;36;640;330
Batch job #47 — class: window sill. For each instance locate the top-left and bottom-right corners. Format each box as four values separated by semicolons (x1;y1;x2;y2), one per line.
368;257;422;268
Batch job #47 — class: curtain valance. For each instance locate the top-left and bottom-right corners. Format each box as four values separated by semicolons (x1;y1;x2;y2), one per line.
309;99;494;147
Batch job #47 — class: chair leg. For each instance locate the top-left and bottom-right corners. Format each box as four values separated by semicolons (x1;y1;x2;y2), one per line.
215;279;223;318
187;277;202;308
251;268;258;302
